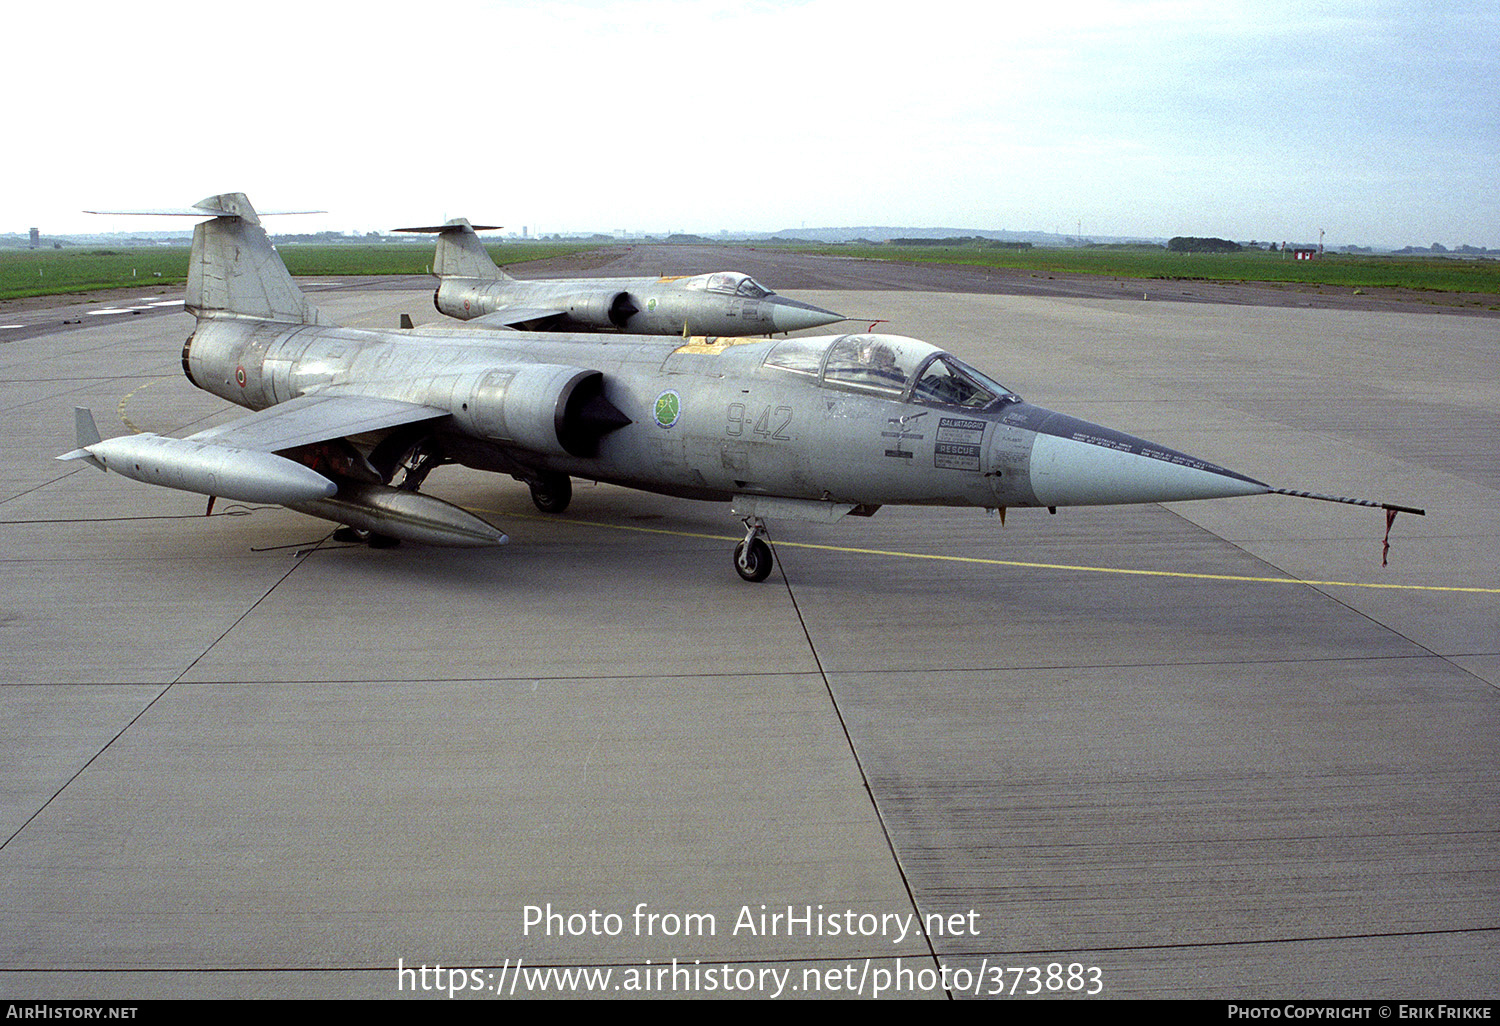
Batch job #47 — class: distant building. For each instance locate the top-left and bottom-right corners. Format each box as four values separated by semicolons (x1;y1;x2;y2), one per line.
1292;248;1318;261
29;228;39;249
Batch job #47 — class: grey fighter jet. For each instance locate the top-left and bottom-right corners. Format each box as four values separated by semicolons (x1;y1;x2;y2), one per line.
396;218;845;336
60;194;1420;581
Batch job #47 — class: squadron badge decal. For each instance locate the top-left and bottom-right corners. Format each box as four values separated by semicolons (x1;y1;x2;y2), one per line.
654;390;682;428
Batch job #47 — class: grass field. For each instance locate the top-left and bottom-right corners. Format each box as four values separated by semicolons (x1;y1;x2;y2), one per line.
0;243;600;301
769;243;1500;294
4;241;1497;301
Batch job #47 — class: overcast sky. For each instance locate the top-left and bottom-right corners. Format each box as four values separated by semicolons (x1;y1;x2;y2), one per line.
7;0;1496;248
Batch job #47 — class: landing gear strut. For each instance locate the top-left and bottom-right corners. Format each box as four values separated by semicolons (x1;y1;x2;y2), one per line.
734;518;774;583
396;445;443;492
332;439;443;546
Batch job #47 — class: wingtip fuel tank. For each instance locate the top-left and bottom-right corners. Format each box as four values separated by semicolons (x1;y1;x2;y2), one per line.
59;430;339;505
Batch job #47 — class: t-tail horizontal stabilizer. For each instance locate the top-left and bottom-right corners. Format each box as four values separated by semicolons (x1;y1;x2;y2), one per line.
395;218;508;280
84;194;324;224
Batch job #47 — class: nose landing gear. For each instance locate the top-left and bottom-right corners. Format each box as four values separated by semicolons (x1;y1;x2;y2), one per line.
734;518;774;583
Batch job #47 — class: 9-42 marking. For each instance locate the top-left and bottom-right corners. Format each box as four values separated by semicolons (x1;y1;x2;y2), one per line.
726;403;793;440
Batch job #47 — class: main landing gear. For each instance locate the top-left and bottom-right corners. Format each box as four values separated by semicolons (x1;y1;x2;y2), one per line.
332;525;399;548
334;439;446;549
734;518;774;583
528;473;572;514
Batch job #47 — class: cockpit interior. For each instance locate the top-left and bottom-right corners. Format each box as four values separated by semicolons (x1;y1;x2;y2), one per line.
763;334;1017;409
683;272;774;299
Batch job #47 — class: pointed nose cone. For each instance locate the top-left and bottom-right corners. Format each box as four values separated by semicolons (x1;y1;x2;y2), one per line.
1025;409;1268;507
766;295;844;333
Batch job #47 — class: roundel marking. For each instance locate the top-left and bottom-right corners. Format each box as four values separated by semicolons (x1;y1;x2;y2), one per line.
235;366;247;388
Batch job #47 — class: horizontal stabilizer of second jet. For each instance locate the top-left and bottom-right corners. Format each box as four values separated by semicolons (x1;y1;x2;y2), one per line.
395;223;502;234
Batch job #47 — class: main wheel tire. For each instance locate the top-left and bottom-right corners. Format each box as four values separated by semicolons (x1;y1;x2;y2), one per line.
334;526;400;548
734;538;774;582
530;474;572;514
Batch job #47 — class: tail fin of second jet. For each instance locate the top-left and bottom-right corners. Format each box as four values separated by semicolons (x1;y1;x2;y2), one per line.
395;218;508;280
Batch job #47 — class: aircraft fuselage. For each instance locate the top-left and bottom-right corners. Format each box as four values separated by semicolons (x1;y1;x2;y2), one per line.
435;274;842;336
183;317;1266;514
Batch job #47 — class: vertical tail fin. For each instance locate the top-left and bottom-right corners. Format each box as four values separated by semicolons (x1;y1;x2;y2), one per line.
87;194;325;324
74;407;102;449
185;193;325;324
395;218;508;280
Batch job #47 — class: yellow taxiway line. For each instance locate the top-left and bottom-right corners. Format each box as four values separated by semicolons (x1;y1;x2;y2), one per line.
480;509;1499;595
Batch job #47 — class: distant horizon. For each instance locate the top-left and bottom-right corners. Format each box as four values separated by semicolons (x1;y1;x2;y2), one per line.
4;224;1492;256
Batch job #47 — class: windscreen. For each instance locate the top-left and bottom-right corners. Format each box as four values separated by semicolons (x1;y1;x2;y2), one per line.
909;355;1014;408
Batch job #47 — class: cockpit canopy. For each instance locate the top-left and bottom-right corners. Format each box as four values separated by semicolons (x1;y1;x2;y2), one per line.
763;333;1017;409
683;271;773;299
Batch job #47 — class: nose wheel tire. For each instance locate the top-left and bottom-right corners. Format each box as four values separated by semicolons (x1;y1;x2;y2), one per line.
734;537;773;583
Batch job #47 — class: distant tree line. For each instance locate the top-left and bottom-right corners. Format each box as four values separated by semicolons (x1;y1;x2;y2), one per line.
889;237;1033;249
1393;243;1497;255
272;231;419;244
1167;237;1243;253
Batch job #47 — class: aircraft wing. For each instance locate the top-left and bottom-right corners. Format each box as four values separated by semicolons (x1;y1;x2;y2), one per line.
61;393;501;546
465;307;569;330
186;392;450;453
